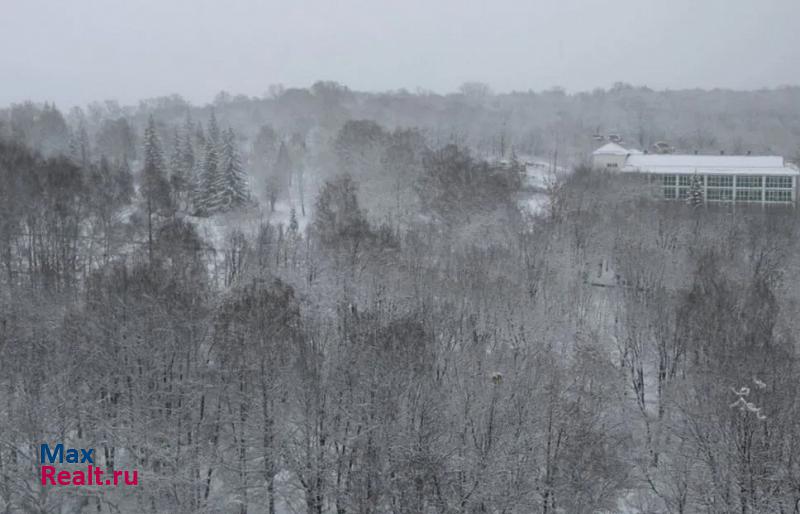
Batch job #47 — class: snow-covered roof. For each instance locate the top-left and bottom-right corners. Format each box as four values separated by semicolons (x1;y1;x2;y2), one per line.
622;154;799;176
627;154;783;168
592;143;630;156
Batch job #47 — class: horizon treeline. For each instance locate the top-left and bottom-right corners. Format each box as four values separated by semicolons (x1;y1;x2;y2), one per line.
3;81;800;168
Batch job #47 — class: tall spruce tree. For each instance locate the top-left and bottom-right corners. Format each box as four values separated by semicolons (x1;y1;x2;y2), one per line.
208;110;220;147
200;138;223;215
180;117;196;173
688;172;704;208
180;121;196;207
190;123;206;213
218;128;250;210
289;207;299;234
169;129;188;209
141;116;172;260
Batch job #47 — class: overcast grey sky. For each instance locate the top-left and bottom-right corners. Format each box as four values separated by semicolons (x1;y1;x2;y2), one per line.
2;0;799;108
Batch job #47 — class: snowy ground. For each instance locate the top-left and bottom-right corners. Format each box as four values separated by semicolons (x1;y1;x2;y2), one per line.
521;156;569;190
519;192;549;216
517;156;570;216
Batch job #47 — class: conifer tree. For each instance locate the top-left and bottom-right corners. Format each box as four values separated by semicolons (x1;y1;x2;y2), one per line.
180;120;196;174
194;121;207;150
688;172;704;208
218;128;251;210
142;116;172;260
169;129;188;208
194;112;234;215
200;139;222;215
289;207;299;234
169;128;182;176
179;121;196;207
208;110;220;147
189;123;206;213
182;111;194;145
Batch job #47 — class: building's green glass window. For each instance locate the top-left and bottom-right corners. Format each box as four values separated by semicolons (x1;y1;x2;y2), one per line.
678;188;690;199
678;175;693;186
663;187;676;199
661;175;676;186
707;188;733;201
736;176;763;188
765;190;792;202
736;189;762;202
766;176;793;189
707;175;733;187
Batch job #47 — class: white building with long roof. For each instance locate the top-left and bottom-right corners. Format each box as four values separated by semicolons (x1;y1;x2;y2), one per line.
592;144;799;204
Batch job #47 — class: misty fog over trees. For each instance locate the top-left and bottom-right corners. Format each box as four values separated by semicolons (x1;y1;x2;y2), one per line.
1;81;800;514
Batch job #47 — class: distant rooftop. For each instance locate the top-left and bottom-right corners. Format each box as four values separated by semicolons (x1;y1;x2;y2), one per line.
623;153;798;176
592;142;630;156
627;154;784;168
592;143;799;176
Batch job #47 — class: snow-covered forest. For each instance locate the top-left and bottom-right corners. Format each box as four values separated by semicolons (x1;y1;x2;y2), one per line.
1;81;800;514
